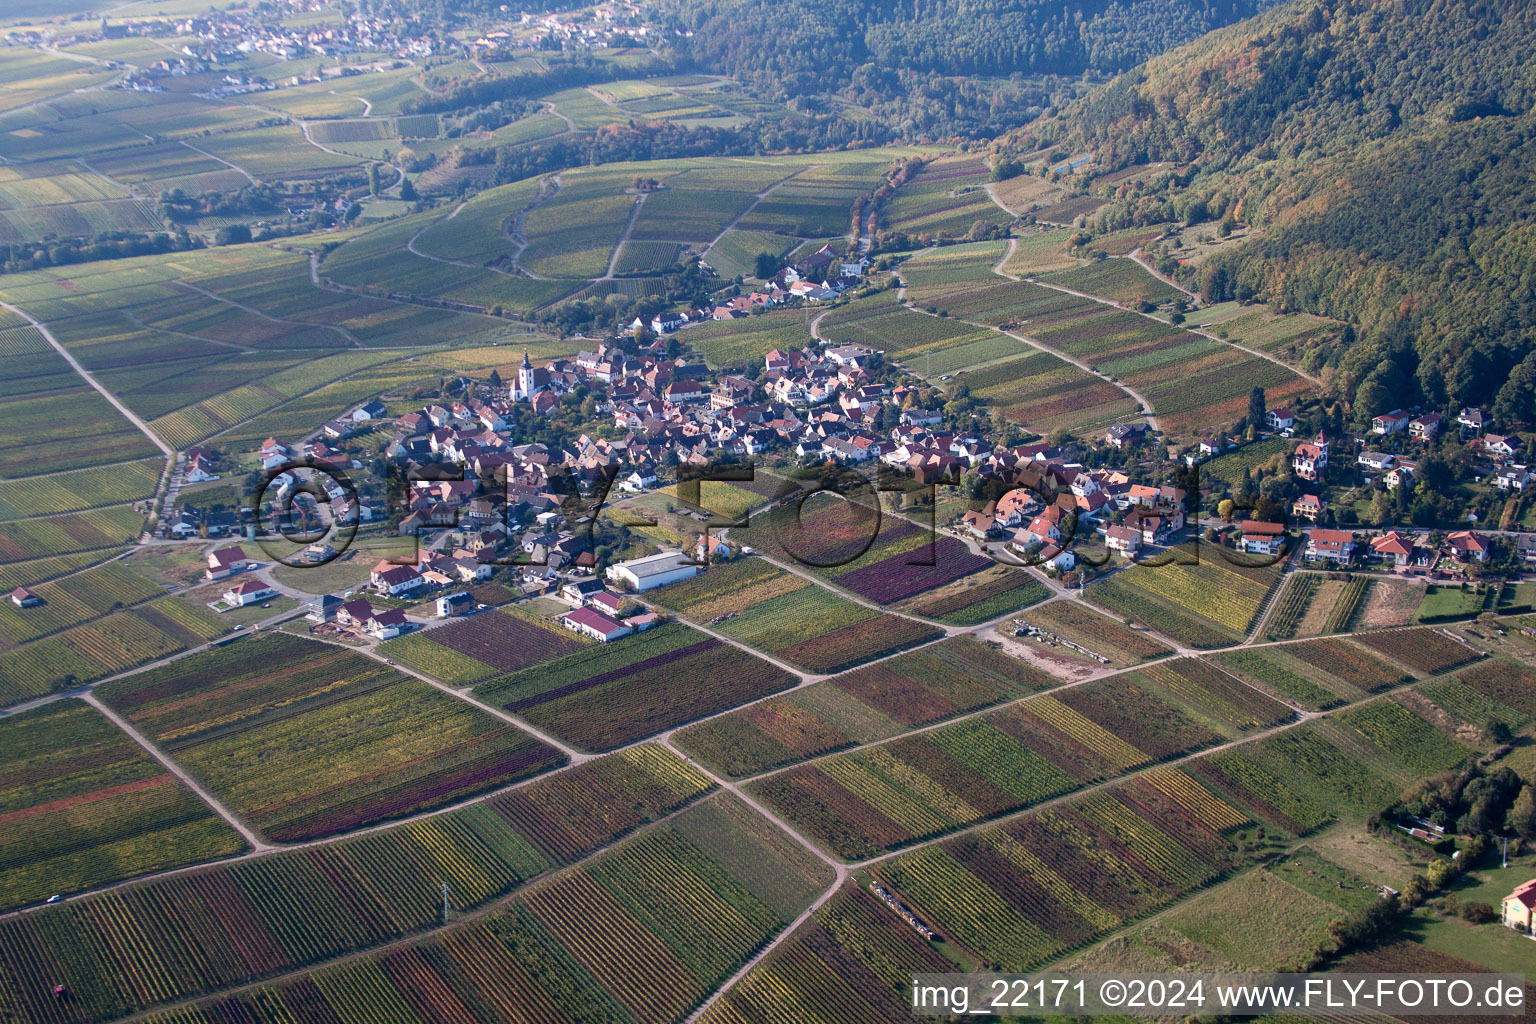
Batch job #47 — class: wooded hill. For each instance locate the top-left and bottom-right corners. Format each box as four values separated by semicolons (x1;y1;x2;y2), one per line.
1015;0;1536;425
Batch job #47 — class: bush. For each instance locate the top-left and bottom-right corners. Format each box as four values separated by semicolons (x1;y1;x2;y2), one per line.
1461;901;1496;924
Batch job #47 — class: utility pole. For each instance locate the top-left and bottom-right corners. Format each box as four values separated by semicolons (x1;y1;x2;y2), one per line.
1503;835;1509;869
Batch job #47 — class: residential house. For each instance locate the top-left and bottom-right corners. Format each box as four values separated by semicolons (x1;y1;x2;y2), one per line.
1292;494;1324;521
1238;520;1286;556
1408;413;1442;441
1502;879;1536;936
1517;535;1536;567
1458;407;1489;433
223;581;277;607
1371;409;1411;434
1105;422;1148;449
335;598;375;628
961;509;998;539
1036;544;1075;572
1494;466;1530;491
1265;407;1294;432
1371;531;1417;569
1384;463;1416;490
305;594;343;623
1446;530;1490;563
1358;451;1396;472
366;608;407;639
1105;524;1141;557
205;545;250;581
1306;528;1356;563
561;607;631;642
373;564;425;596
1484;434;1523;462
1293;435;1329;482
437;592;473;617
351;399;387;421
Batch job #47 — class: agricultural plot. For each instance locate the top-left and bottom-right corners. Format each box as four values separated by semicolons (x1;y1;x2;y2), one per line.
0;503;144;564
1262;573;1364;640
0;699;246;912
1215;647;1350;711
651;557;943;673
897;564;1050;624
1419;659;1536;733
380;610;582;685
1352;627;1485;675
519;167;636;279
1328;698;1473;777
1001;227;1077;275
1042;257;1183;307
143;794;831;1024
1288;636;1412;691
99;634;564;841
1023;600;1173;667
0;744;717;1024
0;329;163;476
0;560;165;646
705;228;798;280
1132;658;1296;732
950;346;1139;432
900;240;1009;304
831;534;991;605
868;774;1250;971
673;680;901;779
0;596;225;709
191;124;362;181
751;674;1219;859
410;175;543;267
475;620;797;751
882;156;1013;238
1087;549;1281;647
1156;868;1342;970
628;184;759;244
0;458;161;520
683;308;812;368
1191;723;1402;834
1203;303;1342;358
698;882;955;1024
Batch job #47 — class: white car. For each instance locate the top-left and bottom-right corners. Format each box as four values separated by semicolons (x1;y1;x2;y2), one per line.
45;895;62;904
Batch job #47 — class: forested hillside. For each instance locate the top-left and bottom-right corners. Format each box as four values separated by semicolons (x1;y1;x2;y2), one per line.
1018;0;1536;424
662;0;1278;134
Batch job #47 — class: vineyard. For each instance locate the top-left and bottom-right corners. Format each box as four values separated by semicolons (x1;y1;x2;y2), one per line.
1215;648;1347;711
1330;698;1474;776
898;566;1049;624
0;700;246;912
1289;637;1412;693
1261;574;1319;641
1353;626;1485;675
476;621;796;751
0;743;718;1024
0;504;145;564
749;675;1219;859
832;535;992;604
1321;576;1370;633
1135;658;1296;731
0;458;161;520
125;796;831;1024
0;596;227;709
652;557;942;674
1023;600;1173;666
1089;551;1280;647
99;634;564;840
0;560;166;645
380;610;581;684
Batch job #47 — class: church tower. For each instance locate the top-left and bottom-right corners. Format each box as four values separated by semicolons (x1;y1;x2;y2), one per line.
518;350;535;401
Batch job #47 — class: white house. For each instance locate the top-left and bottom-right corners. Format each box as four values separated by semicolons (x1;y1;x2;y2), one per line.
606;551;700;592
223;581;277;607
437;592;473;617
205;545;250;581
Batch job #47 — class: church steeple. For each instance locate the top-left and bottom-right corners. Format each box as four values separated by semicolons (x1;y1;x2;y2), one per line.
521;350;532;369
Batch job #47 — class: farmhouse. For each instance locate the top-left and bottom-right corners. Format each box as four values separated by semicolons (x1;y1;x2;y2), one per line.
606;551;700;592
9;587;41;608
1502;879;1536;936
223;581;277;607
562;607;631;642
205;545;250;581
